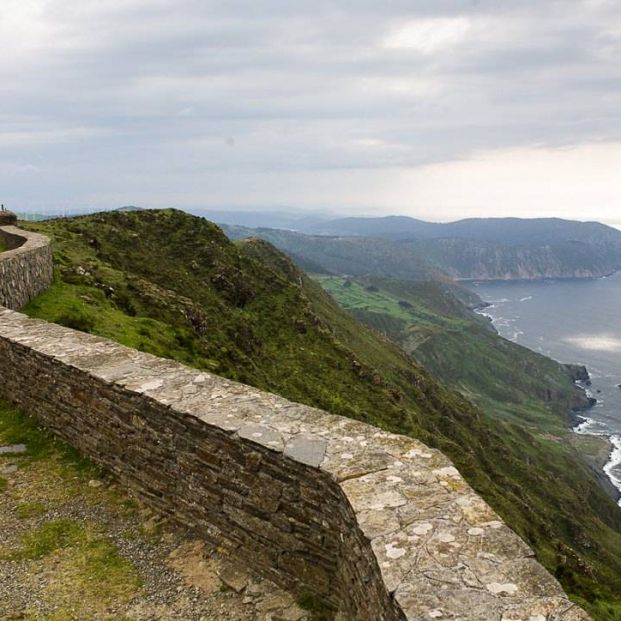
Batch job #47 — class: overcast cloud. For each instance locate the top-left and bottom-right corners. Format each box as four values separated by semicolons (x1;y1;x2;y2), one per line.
2;0;621;223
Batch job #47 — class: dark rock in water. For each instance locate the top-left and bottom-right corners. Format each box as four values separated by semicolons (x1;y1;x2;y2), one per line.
597;389;601;393
586;380;592;387
587;397;598;407
566;364;590;382
473;301;492;311
571;413;588;429
617;384;621;389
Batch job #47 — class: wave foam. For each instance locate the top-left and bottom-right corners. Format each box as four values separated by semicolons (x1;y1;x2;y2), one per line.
604;436;621;506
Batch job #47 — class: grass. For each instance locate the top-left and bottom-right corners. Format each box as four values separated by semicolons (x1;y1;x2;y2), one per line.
8;519;88;560
15;501;47;519
19;209;621;620
0;400;143;617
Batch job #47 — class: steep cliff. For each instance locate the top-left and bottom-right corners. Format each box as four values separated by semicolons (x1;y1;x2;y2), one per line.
303;216;621;281
410;238;619;280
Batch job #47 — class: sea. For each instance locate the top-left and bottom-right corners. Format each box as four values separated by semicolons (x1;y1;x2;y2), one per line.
466;272;621;503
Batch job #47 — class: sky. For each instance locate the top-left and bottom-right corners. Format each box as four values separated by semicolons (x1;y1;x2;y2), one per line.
2;0;621;224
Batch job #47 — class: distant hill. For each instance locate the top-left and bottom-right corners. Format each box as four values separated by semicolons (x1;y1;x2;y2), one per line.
188;208;335;230
222;224;448;282
409;237;620;280
306;215;621;245
305;215;621;280
116;205;146;212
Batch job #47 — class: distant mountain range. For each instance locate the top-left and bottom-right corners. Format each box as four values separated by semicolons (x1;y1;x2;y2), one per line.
224;214;621;281
19;207;621;280
305;215;621;244
187;208;336;231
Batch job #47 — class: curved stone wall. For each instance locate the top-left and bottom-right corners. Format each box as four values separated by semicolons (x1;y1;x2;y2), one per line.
0;225;53;310
0;225;591;620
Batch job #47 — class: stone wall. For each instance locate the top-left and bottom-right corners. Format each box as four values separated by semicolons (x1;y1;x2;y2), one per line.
0;225;53;310
0;226;591;620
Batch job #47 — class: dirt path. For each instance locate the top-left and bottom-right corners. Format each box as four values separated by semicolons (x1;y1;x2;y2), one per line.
0;403;313;621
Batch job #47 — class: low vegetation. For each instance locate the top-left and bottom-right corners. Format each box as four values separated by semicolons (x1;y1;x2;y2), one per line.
222;223;447;282
0;400;143;619
315;276;586;431
21;209;621;620
0;400;329;620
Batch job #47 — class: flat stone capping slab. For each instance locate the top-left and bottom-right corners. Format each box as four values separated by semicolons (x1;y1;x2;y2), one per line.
0;443;27;454
0;307;591;621
0;225;53;310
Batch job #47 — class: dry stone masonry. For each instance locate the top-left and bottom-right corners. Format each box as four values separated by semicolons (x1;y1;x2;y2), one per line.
0;225;592;621
0;222;53;310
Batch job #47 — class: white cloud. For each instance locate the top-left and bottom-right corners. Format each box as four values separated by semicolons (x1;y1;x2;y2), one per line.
391;142;621;222
383;17;472;54
2;0;621;221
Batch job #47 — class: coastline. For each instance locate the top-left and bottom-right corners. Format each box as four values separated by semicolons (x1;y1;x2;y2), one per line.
573;407;621;505
470;279;621;506
570;386;621;507
458;269;619;284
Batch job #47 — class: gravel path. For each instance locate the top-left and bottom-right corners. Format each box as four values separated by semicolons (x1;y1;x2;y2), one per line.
0;448;311;621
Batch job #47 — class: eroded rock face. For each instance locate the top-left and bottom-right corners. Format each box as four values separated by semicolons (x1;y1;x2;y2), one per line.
0;225;593;620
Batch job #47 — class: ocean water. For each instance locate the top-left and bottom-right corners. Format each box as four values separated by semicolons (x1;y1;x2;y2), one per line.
466;272;621;501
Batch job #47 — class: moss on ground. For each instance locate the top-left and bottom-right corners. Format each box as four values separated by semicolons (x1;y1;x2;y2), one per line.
0;401;143;618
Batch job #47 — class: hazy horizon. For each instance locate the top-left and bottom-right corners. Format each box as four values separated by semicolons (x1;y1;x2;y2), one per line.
13;204;621;231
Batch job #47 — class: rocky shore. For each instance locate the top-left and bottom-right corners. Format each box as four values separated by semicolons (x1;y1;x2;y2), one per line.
570;372;621;503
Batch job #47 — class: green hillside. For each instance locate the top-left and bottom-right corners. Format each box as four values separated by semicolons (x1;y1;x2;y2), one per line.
20;209;621;620
222;224;447;282
316;276;600;434
316;275;619;492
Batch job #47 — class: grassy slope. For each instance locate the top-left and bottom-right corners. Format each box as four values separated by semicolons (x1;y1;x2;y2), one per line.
19;210;621;620
222;224;448;282
317;276;616;475
315;276;584;430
